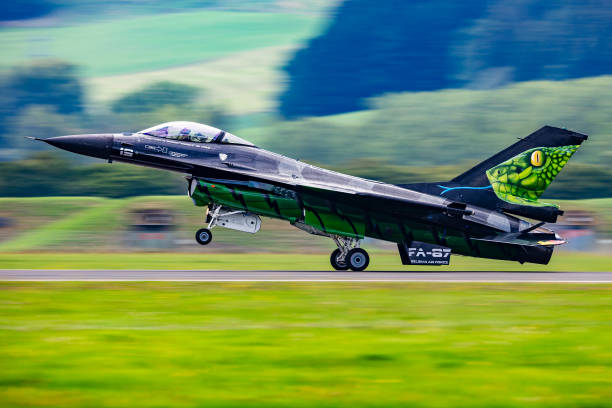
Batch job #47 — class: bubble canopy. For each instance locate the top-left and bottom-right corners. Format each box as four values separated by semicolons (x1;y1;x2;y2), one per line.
137;121;255;146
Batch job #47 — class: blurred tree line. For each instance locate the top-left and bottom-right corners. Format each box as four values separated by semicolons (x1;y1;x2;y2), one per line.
1;56;610;199
0;152;184;197
1;152;610;199
327;160;612;200
280;0;612;118
0;60;227;196
0;60;226;156
2;0;57;21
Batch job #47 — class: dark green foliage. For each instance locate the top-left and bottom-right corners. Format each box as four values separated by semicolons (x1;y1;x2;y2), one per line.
111;82;200;113
280;0;486;117
280;0;612;117
0;152;183;198
0;61;84;148
2;0;57;21
544;164;612;200
455;0;612;83
5;61;84;115
0;61;84;149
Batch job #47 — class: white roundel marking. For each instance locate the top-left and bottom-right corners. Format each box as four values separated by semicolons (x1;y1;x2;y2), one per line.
219;153;228;161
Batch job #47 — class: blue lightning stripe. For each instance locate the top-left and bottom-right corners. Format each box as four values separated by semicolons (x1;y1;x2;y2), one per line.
437;185;493;195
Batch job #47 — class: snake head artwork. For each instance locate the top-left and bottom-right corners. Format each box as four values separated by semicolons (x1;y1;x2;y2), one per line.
486;145;579;206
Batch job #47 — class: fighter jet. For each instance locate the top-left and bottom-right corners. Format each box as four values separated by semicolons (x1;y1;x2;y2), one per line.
36;122;587;271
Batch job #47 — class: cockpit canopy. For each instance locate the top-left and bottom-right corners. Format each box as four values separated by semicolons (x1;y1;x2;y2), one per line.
137;121;255;147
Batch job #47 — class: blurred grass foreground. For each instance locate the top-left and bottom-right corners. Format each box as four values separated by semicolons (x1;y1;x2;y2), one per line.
1;282;612;407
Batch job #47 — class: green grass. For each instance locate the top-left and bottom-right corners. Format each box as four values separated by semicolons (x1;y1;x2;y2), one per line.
560;198;612;234
86;45;296;115
0;252;610;271
0;195;336;253
0;282;611;407
0;200;125;252
0;11;322;76
0;197;124;252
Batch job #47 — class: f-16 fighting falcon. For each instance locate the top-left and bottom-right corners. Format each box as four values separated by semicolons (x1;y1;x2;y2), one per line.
33;122;587;271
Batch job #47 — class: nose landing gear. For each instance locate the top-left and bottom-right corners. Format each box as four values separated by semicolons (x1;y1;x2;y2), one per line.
330;236;369;271
195;228;212;245
195;204;221;246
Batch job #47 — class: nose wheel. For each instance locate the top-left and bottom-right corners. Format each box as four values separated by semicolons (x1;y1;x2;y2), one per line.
330;236;369;271
195;228;212;245
195;204;222;246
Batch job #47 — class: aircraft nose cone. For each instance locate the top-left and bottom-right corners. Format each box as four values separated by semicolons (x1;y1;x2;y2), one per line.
43;134;113;160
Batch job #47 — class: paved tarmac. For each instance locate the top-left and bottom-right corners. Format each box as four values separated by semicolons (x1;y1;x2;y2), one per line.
0;270;611;282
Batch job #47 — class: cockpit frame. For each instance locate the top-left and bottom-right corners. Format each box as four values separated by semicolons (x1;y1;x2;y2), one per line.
137;121;255;147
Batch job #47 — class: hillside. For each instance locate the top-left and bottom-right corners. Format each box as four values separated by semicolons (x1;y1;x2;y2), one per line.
0;196;334;253
280;0;612;117
246;76;612;167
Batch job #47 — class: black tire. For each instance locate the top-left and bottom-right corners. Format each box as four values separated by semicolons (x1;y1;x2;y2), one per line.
195;228;212;245
330;248;349;271
346;248;369;271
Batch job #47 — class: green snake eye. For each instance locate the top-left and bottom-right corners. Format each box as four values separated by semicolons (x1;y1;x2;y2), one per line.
531;150;544;167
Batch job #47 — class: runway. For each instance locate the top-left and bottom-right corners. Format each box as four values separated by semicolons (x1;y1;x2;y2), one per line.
1;270;612;282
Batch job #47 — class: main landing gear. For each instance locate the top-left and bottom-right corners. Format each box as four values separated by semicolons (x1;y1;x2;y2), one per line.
330;236;370;271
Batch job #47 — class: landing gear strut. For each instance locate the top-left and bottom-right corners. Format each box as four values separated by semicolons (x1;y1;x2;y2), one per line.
195;204;221;246
330;236;369;271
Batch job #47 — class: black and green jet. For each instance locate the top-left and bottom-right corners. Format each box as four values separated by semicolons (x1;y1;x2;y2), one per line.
35;122;587;271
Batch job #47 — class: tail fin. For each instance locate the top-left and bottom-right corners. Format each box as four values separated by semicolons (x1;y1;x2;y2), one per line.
451;126;587;206
399;126;588;222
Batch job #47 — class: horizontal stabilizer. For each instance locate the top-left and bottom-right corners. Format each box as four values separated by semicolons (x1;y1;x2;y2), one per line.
473;232;566;247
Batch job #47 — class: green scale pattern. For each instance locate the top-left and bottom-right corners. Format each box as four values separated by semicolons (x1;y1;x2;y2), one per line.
189;179;526;261
190;180;366;239
486;145;579;206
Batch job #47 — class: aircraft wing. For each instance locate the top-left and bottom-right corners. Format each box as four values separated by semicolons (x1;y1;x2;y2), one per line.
195;173;472;218
294;183;473;218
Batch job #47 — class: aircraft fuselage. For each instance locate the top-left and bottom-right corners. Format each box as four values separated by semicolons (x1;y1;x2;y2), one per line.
41;123;573;269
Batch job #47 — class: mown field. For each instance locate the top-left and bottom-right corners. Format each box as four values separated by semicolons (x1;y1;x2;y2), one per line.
0;196;610;270
1;282;611;407
0;196;334;253
86;45;296;115
0;10;322;77
1;196;611;252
